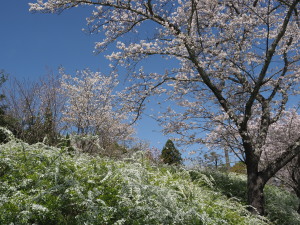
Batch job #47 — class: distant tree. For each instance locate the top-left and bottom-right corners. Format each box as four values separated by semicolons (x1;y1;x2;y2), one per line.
3;73;63;145
0;70;9;143
0;70;8;122
145;147;162;165
230;162;247;175
203;151;223;170
0;71;21;143
161;139;182;165
3;78;44;143
59;68;134;152
38;72;66;145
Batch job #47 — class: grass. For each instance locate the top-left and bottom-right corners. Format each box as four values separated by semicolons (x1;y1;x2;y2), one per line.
199;170;300;225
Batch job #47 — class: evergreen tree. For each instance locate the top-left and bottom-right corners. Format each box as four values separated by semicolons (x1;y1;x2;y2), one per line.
0;70;8;120
0;70;10;143
161;140;182;165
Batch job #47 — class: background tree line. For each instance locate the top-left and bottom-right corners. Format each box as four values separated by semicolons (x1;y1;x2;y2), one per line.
0;69;135;158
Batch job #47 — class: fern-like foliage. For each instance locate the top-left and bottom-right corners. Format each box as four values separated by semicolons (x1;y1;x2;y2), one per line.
0;133;271;224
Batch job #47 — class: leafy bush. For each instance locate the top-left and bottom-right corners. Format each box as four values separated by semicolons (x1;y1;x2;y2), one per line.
199;170;300;225
230;162;247;174
0;135;268;224
200;170;248;201
264;185;300;225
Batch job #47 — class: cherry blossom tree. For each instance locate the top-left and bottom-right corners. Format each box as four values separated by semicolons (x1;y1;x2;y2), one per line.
206;109;300;213
262;110;300;214
59;68;134;151
29;0;300;215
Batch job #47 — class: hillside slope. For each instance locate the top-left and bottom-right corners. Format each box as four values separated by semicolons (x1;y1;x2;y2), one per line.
0;137;298;224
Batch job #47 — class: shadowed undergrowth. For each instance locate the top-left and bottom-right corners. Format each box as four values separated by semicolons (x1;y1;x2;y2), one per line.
196;170;300;225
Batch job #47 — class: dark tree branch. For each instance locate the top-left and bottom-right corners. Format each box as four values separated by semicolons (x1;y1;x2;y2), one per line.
261;137;300;182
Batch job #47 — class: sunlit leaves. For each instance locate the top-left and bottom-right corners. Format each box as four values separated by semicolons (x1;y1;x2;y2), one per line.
0;137;269;224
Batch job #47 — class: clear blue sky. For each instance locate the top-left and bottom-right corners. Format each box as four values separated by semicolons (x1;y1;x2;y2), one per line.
2;1;297;167
0;1;177;152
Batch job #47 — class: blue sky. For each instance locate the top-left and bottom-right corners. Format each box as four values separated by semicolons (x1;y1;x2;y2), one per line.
1;1;298;168
0;1;178;152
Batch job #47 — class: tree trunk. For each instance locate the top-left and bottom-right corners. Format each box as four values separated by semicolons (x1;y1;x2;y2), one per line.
294;183;300;215
224;147;230;171
243;141;266;215
247;170;265;215
294;188;300;214
295;157;300;214
244;145;267;216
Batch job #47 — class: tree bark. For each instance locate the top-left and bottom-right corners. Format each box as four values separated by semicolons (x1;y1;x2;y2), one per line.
295;188;300;214
242;137;300;216
243;141;267;215
293;156;300;214
224;147;230;171
246;164;266;215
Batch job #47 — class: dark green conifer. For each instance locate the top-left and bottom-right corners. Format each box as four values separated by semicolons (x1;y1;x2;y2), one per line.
161;139;182;165
0;70;10;143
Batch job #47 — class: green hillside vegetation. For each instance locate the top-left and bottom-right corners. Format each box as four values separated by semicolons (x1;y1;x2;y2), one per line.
0;130;299;224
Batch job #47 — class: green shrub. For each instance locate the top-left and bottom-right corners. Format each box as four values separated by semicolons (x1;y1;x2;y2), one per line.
230;162;247;174
201;170;248;201
264;185;300;225
199;170;300;225
0;136;269;224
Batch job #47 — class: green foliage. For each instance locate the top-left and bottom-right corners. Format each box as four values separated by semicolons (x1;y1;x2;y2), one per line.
230;161;247;174
0;134;268;225
161;139;182;165
201;170;248;201
264;185;300;225
0;70;7;99
200;170;300;225
0;70;10;143
58;134;75;153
